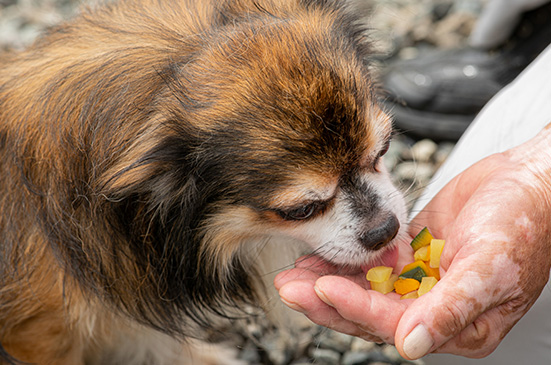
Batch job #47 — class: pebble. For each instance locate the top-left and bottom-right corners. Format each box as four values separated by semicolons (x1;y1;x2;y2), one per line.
387;135;456;202
341;351;371;365
316;329;354;353
258;331;294;365
411;139;438;163
382;345;407;363
394;161;436;185
309;348;341;364
350;337;378;353
238;341;261;364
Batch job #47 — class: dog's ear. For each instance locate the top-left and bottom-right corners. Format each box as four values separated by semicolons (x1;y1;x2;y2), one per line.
93;128;260;331
97;123;203;225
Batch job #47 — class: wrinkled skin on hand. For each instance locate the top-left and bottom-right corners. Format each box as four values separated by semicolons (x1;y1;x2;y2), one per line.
275;124;551;360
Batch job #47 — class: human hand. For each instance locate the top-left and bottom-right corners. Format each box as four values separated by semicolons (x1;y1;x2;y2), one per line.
274;240;415;344
275;124;551;359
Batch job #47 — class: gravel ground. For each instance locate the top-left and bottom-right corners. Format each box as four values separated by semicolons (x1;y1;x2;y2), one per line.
0;0;482;363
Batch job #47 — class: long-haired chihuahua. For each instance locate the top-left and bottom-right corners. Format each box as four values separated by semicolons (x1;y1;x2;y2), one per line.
0;0;407;363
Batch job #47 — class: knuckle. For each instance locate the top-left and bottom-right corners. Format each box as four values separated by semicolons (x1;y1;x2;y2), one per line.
430;296;475;338
456;316;491;350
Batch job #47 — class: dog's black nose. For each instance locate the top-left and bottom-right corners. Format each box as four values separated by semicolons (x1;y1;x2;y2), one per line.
360;214;400;251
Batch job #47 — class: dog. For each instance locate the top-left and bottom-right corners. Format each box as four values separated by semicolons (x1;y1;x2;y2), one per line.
0;0;408;363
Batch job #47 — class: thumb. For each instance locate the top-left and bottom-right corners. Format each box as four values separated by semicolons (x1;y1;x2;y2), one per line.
394;261;506;360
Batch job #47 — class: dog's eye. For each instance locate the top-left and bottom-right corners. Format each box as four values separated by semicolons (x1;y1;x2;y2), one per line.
378;139;391;158
373;138;391;172
277;203;319;221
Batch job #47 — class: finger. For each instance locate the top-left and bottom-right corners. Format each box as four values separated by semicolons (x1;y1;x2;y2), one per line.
433;300;524;358
291;255;370;288
431;317;501;358
294;255;334;270
278;279;369;338
313;276;407;344
394;262;510;360
295;254;363;276
274;267;321;290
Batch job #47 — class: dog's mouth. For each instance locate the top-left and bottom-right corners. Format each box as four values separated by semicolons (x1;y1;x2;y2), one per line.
360;243;400;274
299;242;401;277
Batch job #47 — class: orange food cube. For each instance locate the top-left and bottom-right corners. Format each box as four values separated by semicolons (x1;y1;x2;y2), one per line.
423;263;440;280
393;278;420;295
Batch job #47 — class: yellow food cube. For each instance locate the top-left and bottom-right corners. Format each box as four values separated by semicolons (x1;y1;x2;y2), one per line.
366;266;393;283
370;274;399;294
430;239;445;268
414;245;430;261
393;278;420;295
418;276;438;296
400;291;419;300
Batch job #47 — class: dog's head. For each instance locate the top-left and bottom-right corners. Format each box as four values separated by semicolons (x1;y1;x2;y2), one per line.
160;7;408;271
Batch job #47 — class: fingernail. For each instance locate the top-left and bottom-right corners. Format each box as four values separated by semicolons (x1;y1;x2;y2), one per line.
279;297;306;313
403;324;434;359
314;284;334;307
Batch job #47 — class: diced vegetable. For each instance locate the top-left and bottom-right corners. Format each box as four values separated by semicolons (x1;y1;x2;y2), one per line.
418;276;438;297
410;227;433;251
430;239;445;268
370;274;399;294
414;245;430;261
399;260;429;282
366;266;393;283
400;291;419;300
424;264;440;280
400;260;429;275
394;278;420;295
399;267;425;282
365;227;444;298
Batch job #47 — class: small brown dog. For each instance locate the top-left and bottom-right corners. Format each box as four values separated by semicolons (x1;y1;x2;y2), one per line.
0;0;407;363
